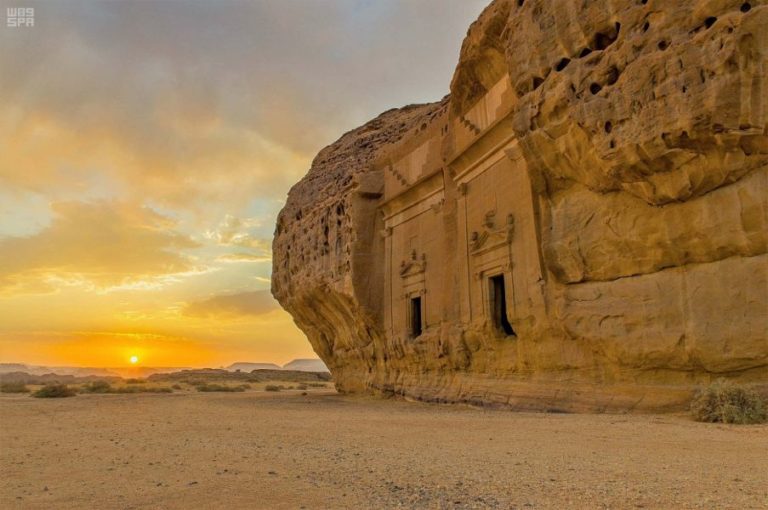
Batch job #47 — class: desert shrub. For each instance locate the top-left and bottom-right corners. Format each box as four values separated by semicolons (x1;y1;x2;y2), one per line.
113;386;172;394
691;380;767;424
125;378;146;384
196;383;245;393
171;384;183;390
307;383;327;388
1;382;30;393
296;383;308;390
82;381;112;393
264;385;281;392
32;384;76;398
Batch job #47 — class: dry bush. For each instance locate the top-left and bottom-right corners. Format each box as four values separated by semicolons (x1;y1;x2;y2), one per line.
1;382;30;393
196;383;246;392
264;385;281;392
113;386;172;394
82;381;112;393
32;384;77;398
82;381;172;394
691;379;767;424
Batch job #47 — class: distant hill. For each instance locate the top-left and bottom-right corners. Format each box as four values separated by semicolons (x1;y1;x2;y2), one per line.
0;371;122;384
226;362;281;372
283;359;329;372
0;363;121;378
0;363;29;374
148;368;331;383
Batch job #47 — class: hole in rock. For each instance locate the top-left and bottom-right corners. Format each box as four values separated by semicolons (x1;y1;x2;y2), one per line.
590;82;603;94
606;66;620;85
705;16;717;28
556;58;571;71
579;47;593;58
594;23;621;50
643;21;650;32
658;40;668;50
532;76;544;90
604;121;613;133
741;3;751;12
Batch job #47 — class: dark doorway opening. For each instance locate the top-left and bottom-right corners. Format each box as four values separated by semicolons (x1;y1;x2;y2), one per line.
490;275;515;336
410;296;422;338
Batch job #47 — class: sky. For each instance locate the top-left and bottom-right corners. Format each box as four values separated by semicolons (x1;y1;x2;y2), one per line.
0;0;488;368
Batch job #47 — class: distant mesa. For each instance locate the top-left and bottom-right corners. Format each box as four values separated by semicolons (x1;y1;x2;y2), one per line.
0;363;121;378
226;359;329;373
226;362;282;372
282;358;329;373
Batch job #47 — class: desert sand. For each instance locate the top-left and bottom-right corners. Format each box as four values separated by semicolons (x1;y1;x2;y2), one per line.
1;391;766;509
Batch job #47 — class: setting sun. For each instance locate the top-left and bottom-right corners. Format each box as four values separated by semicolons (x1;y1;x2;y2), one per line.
129;355;139;365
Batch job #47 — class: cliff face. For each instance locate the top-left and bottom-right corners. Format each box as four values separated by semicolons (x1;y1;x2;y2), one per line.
273;0;768;412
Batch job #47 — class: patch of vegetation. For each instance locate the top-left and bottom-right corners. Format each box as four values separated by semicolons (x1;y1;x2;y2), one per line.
82;380;113;393
125;378;146;384
296;383;308;390
112;386;173;394
1;382;30;393
264;385;281;392
32;384;77;398
171;384;183;390
81;381;172;394
307;382;328;388
195;383;247;392
691;379;767;424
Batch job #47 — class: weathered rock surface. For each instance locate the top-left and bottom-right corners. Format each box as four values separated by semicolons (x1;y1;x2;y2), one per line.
273;0;768;412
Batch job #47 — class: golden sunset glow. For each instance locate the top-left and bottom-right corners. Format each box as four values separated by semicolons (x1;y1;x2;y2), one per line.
0;1;487;369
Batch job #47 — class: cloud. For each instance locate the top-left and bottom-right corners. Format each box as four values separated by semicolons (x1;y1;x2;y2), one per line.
216;253;271;263
0;0;487;214
183;290;278;318
0;201;200;293
204;215;272;252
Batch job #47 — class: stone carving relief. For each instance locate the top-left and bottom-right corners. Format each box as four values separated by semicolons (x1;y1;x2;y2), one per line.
399;249;427;277
470;211;515;254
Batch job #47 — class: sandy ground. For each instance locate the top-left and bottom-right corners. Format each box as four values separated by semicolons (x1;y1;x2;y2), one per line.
1;391;766;509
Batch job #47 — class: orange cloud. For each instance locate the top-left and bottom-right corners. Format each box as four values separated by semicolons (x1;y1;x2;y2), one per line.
0;201;200;293
183;290;278;319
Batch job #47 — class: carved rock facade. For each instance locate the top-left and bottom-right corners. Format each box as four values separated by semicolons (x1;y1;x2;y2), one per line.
273;0;768;411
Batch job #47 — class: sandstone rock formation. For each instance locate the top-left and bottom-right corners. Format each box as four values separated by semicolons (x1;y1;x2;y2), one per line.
272;0;768;412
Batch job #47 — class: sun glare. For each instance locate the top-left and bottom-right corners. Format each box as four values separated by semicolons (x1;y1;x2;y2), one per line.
129;355;139;364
